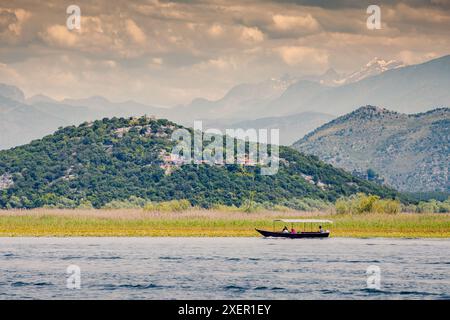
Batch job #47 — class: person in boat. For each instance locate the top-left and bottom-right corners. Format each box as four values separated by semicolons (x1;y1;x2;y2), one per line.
291;228;296;234
319;225;324;233
282;226;289;233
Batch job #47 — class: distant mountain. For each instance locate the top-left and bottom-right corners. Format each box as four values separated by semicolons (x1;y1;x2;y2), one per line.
263;55;450;117
26;94;58;105
306;68;341;86
293;106;450;192
175;75;297;122
0;83;25;103
0;116;402;209
0;89;169;150
0;95;69;150
30;101;93;125
1;55;448;151
300;58;405;87
60;96;169;119
175;56;447;122
225;112;335;145
333;58;405;86
260;80;327;117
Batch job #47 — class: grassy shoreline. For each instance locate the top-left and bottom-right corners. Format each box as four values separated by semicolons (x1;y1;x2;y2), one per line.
0;209;449;238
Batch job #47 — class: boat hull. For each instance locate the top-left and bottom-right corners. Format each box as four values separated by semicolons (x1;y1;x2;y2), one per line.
255;229;329;238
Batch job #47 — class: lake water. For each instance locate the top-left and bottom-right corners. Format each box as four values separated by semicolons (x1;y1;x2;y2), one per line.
0;237;449;300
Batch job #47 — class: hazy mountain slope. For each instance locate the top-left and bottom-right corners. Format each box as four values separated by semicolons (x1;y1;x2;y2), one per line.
262;80;330;117
1;56;448;151
173;76;297;122
300;68;341;86
333;58;405;85
265;55;450;117
300;58;404;87
0;116;401;209
26;94;59;105
31;101;93;125
228;112;335;145
311;55;450;115
176;56;448;122
293;106;450;192
0;89;171;150
0;83;25;103
177;57;409;122
0;95;69;150
61;96;169;119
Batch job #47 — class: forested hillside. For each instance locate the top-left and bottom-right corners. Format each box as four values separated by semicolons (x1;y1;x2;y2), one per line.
0;116;402;209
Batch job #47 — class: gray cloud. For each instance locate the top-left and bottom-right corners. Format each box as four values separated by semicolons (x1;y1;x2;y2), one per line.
265;0;450;10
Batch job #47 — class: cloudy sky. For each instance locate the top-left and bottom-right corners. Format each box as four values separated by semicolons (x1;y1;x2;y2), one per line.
1;0;449;106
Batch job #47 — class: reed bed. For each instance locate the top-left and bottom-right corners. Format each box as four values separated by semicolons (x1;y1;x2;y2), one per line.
0;209;449;238
0;208;325;220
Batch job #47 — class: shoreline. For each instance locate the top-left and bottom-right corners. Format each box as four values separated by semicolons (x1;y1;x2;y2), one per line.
1;235;449;239
1;235;450;240
1;209;449;238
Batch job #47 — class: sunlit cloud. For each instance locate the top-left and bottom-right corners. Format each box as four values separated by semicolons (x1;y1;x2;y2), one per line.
0;8;31;41
125;19;147;45
276;46;329;69
272;14;320;32
240;26;265;43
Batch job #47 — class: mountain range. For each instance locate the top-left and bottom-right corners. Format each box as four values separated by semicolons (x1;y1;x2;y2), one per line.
0;116;402;209
293;106;450;192
301;57;405;86
174;57;409;122
257;55;450;118
0;90;170;150
1;55;449;150
169;55;449;144
202;112;335;146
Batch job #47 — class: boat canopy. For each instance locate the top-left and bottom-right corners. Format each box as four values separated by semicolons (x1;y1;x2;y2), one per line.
273;219;333;224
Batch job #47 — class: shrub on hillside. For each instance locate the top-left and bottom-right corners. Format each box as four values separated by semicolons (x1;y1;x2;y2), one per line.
102;196;148;209
78;200;94;209
335;198;350;214
417;200;440;213
372;199;401;214
144;199;191;212
438;199;450;213
416;198;450;213
334;193;401;214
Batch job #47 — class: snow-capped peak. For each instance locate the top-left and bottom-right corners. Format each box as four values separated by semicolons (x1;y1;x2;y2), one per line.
366;57;404;70
334;58;405;85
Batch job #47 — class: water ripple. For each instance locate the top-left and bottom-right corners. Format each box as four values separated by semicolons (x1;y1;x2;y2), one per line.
0;237;449;299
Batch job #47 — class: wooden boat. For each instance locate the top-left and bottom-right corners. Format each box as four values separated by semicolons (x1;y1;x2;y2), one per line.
255;229;329;238
256;219;333;239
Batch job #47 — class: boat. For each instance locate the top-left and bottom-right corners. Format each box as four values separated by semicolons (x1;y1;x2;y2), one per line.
255;219;333;239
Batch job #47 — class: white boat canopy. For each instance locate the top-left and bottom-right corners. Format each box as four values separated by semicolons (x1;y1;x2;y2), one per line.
273;219;333;224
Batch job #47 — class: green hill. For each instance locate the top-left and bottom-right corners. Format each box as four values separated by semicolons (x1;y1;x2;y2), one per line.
0;116;403;209
293;106;449;192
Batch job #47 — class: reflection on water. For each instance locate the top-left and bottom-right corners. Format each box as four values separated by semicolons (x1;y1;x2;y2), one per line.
0;237;449;299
